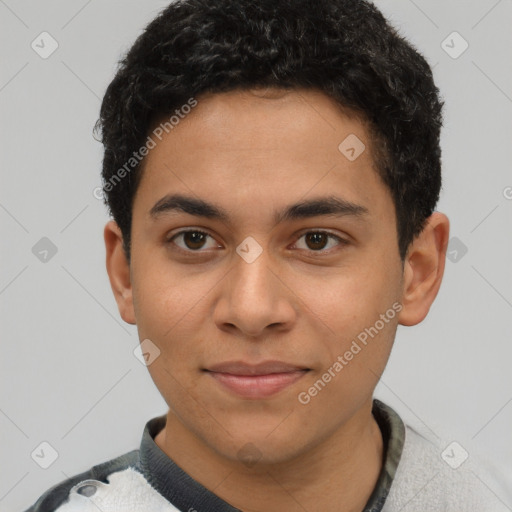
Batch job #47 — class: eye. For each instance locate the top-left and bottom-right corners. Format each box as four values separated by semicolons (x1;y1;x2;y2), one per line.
167;229;221;252
166;229;347;254
293;231;348;252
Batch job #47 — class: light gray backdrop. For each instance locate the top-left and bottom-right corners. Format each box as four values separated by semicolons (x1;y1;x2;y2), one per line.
1;0;511;510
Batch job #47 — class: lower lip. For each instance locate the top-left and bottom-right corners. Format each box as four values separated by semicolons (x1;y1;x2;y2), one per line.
207;371;308;399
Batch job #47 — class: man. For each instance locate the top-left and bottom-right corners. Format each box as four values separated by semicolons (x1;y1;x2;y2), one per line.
24;0;509;510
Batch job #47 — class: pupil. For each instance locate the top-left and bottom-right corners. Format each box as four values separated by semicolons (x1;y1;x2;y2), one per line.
185;232;205;249
306;233;327;250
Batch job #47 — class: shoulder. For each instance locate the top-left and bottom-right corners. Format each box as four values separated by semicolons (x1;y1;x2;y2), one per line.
383;425;512;512
24;449;180;512
24;450;138;512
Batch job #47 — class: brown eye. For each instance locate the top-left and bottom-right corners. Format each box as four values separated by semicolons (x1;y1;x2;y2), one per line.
183;231;207;250
294;231;347;253
168;230;220;252
305;232;329;250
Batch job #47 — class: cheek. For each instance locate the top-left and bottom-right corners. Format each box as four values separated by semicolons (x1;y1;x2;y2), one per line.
293;262;397;327
288;260;400;376
295;317;397;420
132;253;210;332
131;276;203;381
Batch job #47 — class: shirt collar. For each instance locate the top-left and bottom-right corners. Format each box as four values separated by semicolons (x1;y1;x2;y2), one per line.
138;399;405;511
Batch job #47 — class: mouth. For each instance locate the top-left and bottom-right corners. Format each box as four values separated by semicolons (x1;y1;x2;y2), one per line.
203;361;311;399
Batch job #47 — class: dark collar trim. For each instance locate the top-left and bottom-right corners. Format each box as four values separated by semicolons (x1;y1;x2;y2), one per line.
362;399;406;511
139;399;405;512
139;416;240;511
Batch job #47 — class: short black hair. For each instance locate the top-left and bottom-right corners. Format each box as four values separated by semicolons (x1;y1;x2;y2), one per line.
96;0;444;263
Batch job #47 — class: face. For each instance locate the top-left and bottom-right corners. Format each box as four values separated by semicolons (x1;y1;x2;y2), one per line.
111;88;411;464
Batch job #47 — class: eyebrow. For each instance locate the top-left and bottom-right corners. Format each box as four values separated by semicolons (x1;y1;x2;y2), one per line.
148;193;369;224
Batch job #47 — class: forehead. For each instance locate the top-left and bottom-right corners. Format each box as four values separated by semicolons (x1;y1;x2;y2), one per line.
133;88;394;227
162;88;372;155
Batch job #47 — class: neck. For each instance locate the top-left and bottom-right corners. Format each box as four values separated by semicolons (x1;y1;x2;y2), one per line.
155;400;384;512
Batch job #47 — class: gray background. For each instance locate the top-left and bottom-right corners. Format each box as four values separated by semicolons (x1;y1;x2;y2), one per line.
1;0;511;510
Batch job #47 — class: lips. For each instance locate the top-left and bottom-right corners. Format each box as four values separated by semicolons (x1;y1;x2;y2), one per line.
204;360;310;398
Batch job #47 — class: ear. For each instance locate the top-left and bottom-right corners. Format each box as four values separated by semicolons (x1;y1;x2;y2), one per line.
397;212;450;326
104;220;136;325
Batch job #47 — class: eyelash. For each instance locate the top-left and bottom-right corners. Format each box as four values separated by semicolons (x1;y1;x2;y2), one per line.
166;229;348;255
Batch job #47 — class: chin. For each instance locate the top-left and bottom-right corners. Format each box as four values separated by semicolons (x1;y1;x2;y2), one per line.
204;425;312;468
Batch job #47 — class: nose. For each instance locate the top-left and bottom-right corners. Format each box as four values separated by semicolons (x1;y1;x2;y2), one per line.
213;246;297;339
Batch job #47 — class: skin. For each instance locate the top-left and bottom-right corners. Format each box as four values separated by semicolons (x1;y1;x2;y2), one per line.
104;88;450;512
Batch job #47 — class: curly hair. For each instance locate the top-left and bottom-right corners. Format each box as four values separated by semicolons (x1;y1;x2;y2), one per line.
96;0;444;263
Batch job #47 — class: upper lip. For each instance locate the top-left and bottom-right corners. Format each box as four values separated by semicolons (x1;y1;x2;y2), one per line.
205;360;310;376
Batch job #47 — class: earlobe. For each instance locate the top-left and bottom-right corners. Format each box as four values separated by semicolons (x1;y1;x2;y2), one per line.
104;220;136;325
397;212;450;326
